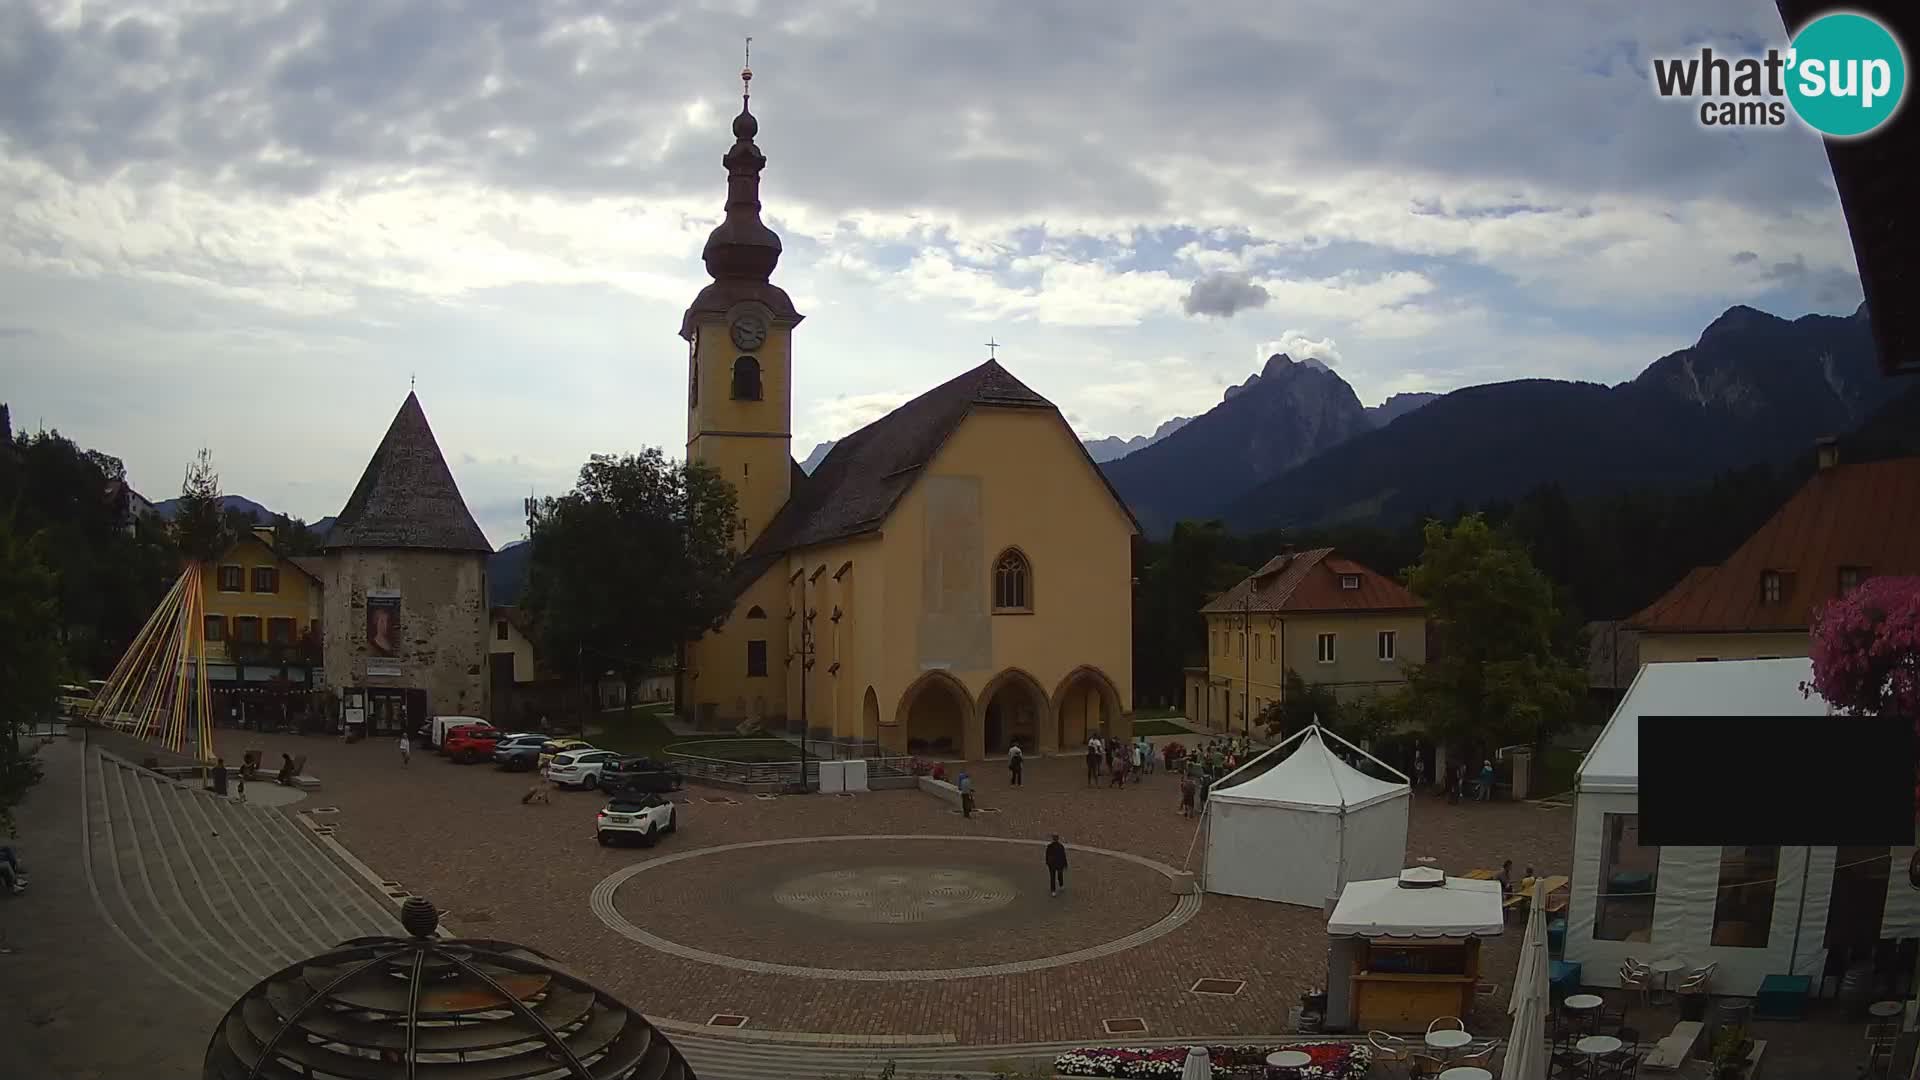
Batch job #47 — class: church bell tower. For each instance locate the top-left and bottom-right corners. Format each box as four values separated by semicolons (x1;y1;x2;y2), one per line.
681;51;802;551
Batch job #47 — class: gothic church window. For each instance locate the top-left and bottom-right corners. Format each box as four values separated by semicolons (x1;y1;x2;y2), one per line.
746;606;767;619
732;356;762;400
992;548;1031;612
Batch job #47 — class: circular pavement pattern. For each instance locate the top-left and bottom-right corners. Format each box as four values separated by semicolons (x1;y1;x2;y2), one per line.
590;834;1203;981
772;866;1019;924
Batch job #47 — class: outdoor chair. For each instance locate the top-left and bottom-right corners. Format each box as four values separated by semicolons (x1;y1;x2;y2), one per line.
1406;1053;1448;1079
1452;1040;1500;1069
1427;1015;1465;1034
1367;1031;1411;1071
1601;1047;1645;1078
1597;990;1632;1031
1550;1044;1586;1079
1676;962;1716;997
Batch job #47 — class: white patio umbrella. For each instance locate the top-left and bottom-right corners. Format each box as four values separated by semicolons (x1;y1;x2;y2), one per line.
1501;878;1550;1079
1180;1045;1211;1080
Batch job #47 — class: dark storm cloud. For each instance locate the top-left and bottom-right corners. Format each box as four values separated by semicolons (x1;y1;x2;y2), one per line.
1182;271;1270;318
0;1;1842;224
1760;254;1862;307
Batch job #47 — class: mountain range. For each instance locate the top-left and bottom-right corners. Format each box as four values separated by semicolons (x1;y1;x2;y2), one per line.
1171;303;1887;536
800;413;1204;473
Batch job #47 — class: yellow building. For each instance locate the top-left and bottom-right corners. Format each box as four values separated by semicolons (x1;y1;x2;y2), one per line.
1185;548;1426;732
678;74;1138;759
201;525;326;684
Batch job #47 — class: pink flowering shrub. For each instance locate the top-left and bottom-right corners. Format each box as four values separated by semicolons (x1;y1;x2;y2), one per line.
1054;1042;1370;1079
1807;576;1920;813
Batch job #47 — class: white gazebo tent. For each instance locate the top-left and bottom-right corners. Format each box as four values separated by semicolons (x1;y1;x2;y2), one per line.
1203;724;1411;908
1568;657;1920;996
1324;869;1505;1032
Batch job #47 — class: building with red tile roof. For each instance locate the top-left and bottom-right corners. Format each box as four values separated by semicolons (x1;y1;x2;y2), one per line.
1185;548;1426;732
1627;443;1920;663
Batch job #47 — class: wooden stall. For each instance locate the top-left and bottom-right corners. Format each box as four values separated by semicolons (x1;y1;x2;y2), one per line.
1325;869;1506;1033
1347;935;1483;1031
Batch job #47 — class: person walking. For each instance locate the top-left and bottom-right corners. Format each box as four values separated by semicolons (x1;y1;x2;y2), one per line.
399;730;412;768
1478;759;1495;802
957;770;975;818
1109;753;1128;788
1045;834;1068;896
1084;741;1099;787
1008;742;1024;787
1413;749;1427;791
1130;739;1145;783
1179;772;1197;817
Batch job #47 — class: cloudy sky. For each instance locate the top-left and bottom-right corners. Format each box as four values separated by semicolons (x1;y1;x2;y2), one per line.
0;0;1867;547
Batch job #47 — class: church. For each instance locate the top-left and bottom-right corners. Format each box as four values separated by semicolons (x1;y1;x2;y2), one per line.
678;66;1137;760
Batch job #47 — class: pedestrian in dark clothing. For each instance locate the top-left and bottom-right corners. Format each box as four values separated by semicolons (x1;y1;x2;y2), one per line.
1110;756;1128;787
957;771;975;818
1008;743;1024;787
1045;834;1068;896
206;758;229;797
1085;744;1099;786
1198;771;1213;808
1498;859;1514;895
1179;774;1196;817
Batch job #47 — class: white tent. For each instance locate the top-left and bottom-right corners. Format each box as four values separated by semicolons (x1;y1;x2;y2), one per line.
1327;873;1505;938
1568;658;1920;996
1204;725;1411;908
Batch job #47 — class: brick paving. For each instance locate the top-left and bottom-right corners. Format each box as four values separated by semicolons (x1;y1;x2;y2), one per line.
208;729;1576;1045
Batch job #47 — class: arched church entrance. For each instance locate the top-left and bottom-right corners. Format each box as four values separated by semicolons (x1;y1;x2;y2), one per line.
861;686;880;744
890;671;973;757
979;669;1048;753
1053;666;1125;749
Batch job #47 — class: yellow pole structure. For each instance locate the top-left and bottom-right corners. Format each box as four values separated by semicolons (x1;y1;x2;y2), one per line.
146;577;192;745
93;569;187;726
172;565;203;755
124;581;186;736
167;581;190;754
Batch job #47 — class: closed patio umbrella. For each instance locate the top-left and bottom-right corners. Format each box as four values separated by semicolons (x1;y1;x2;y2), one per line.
1180;1045;1211;1080
1501;879;1550;1079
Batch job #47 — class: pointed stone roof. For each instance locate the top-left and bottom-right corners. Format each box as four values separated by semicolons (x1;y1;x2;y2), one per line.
324;393;492;554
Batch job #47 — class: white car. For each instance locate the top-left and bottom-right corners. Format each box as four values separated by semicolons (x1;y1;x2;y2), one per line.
596;795;677;847
545;749;622;789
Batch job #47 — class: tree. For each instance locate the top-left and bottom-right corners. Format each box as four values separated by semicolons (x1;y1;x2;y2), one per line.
1400;514;1587;761
1808;577;1920;813
174;448;234;565
524;450;738;725
0;514;58;834
1265;669;1339;738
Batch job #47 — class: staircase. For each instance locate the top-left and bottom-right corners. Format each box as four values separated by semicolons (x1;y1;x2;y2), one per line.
82;748;402;1010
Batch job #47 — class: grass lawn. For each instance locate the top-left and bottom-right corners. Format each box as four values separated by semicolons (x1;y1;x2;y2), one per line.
1132;718;1193;737
664;738;801;763
583;703;687;758
1133;706;1186;721
1533;746;1583;798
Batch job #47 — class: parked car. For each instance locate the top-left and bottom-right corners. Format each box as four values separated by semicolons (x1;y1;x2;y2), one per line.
600;755;686;796
428;715;493;749
493;734;558;772
537;738;592;769
543;749;623;789
443;727;505;764
57;684;96;719
595;794;677;847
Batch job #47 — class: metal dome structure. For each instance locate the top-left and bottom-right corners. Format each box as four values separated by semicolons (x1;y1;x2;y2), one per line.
204;897;695;1080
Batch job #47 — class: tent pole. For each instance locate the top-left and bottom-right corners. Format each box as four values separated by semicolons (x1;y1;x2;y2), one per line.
1787;846;1811;977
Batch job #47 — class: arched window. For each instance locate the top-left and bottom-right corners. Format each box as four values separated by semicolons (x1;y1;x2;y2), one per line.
992;548;1031;612
746;606;767;619
731;356;762;400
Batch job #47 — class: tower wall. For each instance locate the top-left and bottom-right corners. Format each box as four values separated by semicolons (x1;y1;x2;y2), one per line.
324;548;490;723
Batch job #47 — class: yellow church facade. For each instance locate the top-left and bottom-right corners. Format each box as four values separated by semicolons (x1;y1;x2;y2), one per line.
677;68;1136;759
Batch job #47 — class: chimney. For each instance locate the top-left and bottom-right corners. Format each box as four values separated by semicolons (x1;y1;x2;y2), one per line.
1815;436;1840;471
252;524;276;547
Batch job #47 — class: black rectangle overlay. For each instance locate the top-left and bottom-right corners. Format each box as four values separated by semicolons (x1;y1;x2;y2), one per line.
1638;714;1913;846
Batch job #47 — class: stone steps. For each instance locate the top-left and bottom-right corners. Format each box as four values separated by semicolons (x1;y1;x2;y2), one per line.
83;750;401;1010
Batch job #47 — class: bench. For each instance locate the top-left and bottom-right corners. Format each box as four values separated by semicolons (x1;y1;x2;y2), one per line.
916;776;963;807
1642;1020;1704;1071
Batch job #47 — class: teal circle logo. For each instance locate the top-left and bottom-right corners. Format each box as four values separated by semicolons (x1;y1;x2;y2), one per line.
1786;12;1907;137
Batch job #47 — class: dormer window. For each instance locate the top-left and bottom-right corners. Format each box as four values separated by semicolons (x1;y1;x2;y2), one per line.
1339;574;1361;590
1761;571;1782;604
731;356;762;400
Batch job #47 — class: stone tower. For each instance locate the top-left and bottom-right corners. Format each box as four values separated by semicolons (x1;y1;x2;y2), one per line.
321;392;494;733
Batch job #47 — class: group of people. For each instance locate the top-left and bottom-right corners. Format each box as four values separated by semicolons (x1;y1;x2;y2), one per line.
1410;751;1499;804
1078;734;1156;787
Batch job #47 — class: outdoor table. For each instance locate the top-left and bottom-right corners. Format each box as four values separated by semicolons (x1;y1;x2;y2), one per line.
1264;1048;1312;1074
1650;958;1687;1003
1424;1029;1474;1058
1438;1069;1493;1080
1576;1035;1623;1079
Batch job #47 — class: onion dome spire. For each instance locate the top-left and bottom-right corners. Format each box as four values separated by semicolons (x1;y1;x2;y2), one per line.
703;38;782;284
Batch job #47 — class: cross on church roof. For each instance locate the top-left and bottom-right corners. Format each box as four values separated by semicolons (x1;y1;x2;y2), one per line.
985;338;1000;360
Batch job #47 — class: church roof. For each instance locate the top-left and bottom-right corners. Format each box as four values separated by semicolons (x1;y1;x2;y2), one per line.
731;359;1138;587
324;393;493;554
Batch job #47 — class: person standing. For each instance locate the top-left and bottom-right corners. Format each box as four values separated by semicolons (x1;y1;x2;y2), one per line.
957;770;975;818
1479;759;1495;802
1130;739;1144;782
399;730;412;768
1008;742;1024;787
1179;772;1197;817
1084;741;1099;787
1045;834;1068;896
1413;749;1427;791
1110;753;1128;788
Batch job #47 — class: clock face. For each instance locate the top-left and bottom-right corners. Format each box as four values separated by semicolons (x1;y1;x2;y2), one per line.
730;313;768;351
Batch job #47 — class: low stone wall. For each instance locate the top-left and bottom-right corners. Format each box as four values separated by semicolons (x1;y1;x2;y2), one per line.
917;776;963;807
82;725;201;769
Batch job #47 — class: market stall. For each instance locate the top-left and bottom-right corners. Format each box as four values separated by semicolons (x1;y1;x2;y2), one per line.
1325;868;1505;1032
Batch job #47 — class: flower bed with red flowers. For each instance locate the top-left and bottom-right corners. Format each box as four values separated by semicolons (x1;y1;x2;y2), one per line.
1053;1041;1371;1079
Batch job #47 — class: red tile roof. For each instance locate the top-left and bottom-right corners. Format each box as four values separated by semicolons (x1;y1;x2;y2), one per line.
1200;548;1423;615
1628;457;1920;633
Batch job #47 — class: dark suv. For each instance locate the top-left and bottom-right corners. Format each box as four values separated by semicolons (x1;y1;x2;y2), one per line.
601;756;685;796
